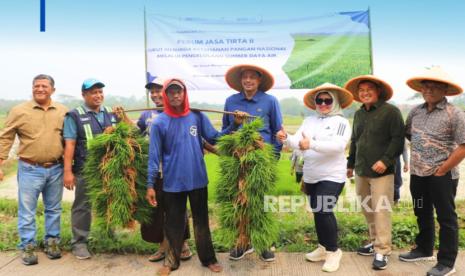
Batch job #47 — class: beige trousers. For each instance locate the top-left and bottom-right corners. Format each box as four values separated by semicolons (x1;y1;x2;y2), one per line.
355;174;394;255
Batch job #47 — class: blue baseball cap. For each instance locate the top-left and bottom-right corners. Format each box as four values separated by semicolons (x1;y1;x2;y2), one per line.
81;78;105;91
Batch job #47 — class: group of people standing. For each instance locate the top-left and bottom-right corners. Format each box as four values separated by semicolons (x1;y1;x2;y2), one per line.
277;66;464;276
0;64;463;276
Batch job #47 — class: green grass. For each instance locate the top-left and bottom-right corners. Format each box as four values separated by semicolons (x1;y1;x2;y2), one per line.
283;34;372;88
205;153;301;201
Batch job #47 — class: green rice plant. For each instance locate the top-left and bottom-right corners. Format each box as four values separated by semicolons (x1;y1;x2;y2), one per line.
215;119;278;254
83;123;153;233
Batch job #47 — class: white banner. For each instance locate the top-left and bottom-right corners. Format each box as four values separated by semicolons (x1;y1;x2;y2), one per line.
146;10;371;90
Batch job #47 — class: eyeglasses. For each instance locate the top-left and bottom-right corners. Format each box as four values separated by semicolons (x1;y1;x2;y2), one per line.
315;98;333;105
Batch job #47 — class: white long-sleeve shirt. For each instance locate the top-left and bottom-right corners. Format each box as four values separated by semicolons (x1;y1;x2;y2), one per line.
284;115;351;184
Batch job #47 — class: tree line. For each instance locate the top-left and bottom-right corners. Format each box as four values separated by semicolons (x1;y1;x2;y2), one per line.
2;94;464;118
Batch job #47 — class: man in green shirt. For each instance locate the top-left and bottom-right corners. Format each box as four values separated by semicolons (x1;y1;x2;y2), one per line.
345;75;405;271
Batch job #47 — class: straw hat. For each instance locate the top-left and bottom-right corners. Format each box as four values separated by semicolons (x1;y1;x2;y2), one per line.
304;83;353;109
225;64;274;92
406;66;463;96
344;75;393;102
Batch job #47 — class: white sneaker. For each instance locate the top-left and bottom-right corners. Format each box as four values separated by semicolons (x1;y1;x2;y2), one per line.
305;244;326;262
322;249;342;272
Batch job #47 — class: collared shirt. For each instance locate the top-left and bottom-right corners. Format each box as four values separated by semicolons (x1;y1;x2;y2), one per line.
347;101;405;178
406;98;465;179
222;91;283;153
0;100;68;163
63;105;106;140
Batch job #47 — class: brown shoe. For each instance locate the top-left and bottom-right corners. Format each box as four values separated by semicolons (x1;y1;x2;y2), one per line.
207;263;223;273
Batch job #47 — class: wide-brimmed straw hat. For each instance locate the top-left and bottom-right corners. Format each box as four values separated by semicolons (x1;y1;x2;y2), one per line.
344;75;393;102
304;82;353;109
406;66;463;96
225;64;274;92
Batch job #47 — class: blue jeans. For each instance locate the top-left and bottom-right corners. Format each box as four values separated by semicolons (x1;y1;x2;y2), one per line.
17;160;64;249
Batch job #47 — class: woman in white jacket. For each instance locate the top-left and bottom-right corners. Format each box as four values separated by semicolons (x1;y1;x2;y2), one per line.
277;83;353;273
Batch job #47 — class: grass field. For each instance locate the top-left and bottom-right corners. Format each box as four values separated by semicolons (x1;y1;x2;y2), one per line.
283;34;372;88
205;152;302;201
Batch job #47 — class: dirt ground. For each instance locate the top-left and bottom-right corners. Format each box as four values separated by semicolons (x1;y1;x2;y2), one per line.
1;251;464;276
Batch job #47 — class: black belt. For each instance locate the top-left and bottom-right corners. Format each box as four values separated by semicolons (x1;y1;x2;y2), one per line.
19;157;63;168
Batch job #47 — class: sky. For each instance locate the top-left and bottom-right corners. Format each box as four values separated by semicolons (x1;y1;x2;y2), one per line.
0;0;464;104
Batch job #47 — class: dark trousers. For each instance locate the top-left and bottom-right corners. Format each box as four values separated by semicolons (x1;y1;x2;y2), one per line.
410;173;458;267
140;178;190;243
394;157;402;202
163;187;217;270
306;181;344;252
71;174;91;245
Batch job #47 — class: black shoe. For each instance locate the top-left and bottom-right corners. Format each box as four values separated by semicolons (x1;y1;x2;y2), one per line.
357;243;374;256
399;248;435;262
426;263;456;276
21;244;38;266
260;250;275;262
372;253;387;270
229;246;254;260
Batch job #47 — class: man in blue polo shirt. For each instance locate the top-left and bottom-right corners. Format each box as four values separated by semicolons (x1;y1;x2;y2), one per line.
222;64;283;262
63;78;117;260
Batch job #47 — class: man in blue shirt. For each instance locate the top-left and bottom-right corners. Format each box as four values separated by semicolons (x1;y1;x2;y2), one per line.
135;77;193;262
63;78;117;260
222;64;283;262
147;78;245;275
223;64;283;157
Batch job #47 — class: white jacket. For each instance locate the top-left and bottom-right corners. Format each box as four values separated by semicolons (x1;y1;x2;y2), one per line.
284;115;351;184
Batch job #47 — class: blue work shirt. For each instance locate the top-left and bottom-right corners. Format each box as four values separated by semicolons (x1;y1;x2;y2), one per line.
222;91;283;154
63;105;107;140
147;111;237;192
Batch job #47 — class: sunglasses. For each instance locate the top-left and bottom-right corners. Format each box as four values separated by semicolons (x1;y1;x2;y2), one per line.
315;98;333;105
